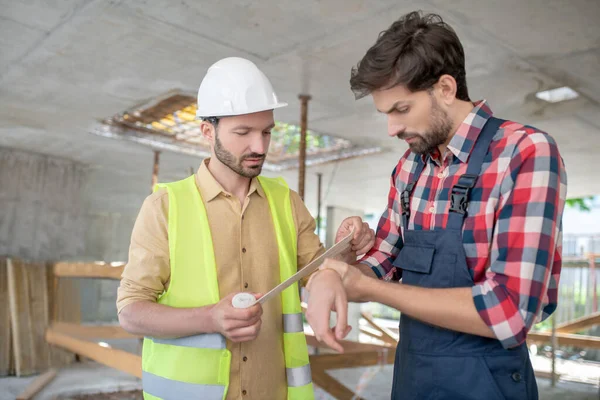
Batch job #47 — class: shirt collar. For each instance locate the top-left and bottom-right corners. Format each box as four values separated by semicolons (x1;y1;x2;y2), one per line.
196;159;265;202
422;100;493;164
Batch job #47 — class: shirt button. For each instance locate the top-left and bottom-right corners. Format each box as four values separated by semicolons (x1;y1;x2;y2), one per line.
242;248;247;253
242;390;247;396
437;172;444;178
243;356;248;362
244;282;249;289
511;372;522;382
429;206;435;212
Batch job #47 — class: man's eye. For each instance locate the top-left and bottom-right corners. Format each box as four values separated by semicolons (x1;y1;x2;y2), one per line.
397;107;409;114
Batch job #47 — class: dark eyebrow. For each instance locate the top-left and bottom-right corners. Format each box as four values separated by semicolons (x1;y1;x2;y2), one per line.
377;100;411;114
231;125;253;131
231;123;276;131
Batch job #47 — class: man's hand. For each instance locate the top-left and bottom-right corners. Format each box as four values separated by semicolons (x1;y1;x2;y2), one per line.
210;292;263;342
305;269;352;353
336;216;375;258
320;258;368;302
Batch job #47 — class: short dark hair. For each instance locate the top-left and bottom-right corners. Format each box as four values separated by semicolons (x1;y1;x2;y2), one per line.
350;11;470;101
201;116;220;127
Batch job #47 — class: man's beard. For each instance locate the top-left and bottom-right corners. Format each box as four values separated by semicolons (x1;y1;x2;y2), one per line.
398;97;453;155
214;133;265;178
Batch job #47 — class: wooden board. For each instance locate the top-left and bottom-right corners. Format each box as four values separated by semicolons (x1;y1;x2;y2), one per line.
16;368;58;400
361;312;398;346
310;349;395;370
53;262;125;280
528;331;600;349
305;333;393;353
47;266;78;368
556;312;600;334
50;322;140;340
46;327;142;378
311;366;362;400
4;259;77;376
0;259;11;376
7;258;33;376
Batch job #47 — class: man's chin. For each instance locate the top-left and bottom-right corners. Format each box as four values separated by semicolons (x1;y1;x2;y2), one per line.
242;166;262;178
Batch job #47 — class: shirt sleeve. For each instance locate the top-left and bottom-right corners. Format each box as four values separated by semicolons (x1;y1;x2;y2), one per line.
359;165;404;280
472;131;567;348
289;190;326;286
116;189;171;314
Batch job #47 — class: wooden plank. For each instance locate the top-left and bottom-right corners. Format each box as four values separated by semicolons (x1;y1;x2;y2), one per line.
556;311;600;334
45;327;142;378
29;262;52;371
359;327;388;343
305;333;393;353
361;312;398;346
310;349;396;370
0;258;11;376
534;370;561;380
528;331;600;349
16;368;58;400
311;367;361;400
47;268;77;368
50;322;140;339
7;258;26;376
7;259;62;375
53;262;125;279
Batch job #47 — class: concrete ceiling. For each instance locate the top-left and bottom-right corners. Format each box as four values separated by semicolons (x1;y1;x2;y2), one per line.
1;0;599;218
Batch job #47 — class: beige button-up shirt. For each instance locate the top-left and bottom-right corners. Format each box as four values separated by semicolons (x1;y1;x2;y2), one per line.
117;159;324;399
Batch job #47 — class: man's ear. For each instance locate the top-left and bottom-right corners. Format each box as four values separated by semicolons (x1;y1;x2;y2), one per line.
434;74;458;106
200;120;216;143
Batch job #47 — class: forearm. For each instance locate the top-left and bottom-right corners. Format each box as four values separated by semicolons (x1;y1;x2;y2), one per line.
364;279;495;338
355;262;378;278
119;301;216;338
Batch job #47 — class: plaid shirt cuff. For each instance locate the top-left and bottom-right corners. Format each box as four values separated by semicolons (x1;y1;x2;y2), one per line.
472;280;528;349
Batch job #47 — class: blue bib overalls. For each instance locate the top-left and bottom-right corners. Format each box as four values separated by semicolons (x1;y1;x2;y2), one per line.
391;117;538;400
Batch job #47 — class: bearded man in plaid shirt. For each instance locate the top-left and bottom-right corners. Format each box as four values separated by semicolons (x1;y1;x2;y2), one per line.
305;11;567;400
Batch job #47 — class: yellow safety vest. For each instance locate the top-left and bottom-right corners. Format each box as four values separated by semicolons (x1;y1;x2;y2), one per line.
141;175;314;400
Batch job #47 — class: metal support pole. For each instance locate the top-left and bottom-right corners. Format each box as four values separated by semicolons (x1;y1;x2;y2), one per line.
316;172;323;237
151;151;160;193
551;314;557;387
590;254;598;313
298;94;311;201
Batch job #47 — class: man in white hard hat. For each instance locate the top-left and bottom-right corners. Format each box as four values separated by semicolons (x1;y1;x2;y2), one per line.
117;57;375;400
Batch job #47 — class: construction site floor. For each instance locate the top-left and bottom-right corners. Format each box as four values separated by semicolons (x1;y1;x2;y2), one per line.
1;360;598;400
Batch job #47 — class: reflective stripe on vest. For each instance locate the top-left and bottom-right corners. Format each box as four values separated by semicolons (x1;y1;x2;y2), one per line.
149;333;226;349
283;312;304;333
143;371;225;400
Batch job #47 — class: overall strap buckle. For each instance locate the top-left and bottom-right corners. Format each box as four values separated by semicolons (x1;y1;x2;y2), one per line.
449;174;478;215
401;182;416;217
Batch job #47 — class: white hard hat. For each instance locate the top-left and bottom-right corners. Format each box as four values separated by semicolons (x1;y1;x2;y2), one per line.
195;57;287;118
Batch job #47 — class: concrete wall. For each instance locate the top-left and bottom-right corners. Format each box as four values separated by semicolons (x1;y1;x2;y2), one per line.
0;146;141;323
0;147;88;260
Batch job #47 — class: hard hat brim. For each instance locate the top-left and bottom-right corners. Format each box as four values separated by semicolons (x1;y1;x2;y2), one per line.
196;102;288;119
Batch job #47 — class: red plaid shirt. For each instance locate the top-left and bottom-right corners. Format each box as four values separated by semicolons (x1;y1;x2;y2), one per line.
360;101;567;348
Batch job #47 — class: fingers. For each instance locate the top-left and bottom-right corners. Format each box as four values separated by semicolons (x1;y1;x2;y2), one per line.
334;288;349;340
228;319;262;342
352;224;375;254
319;327;345;353
229;303;263;321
